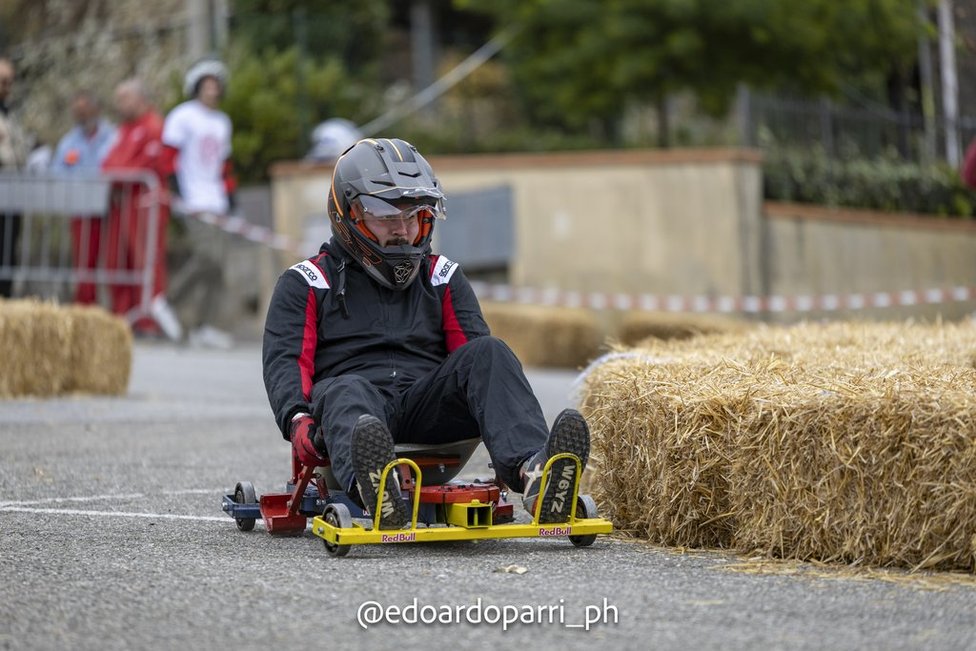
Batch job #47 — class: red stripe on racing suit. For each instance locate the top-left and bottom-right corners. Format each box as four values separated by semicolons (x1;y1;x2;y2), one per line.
262;252;329;438
440;285;468;353
299;286;318;399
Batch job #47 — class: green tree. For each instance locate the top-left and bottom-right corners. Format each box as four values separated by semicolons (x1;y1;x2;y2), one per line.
474;0;923;145
223;0;396;181
231;0;390;72
222;46;376;182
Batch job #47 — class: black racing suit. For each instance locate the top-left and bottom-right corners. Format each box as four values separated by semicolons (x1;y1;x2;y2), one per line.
262;240;549;492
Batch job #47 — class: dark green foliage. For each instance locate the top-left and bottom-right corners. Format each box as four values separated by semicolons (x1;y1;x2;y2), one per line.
468;0;923;142
231;0;390;72
220;46;378;182
764;148;976;217
221;1;393;181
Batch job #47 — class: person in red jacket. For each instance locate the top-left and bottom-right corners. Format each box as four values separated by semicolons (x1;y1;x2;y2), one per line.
101;78;181;339
962;138;976;190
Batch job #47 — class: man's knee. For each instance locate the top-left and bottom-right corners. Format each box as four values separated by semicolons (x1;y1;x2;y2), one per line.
454;335;516;362
312;375;382;413
314;375;378;401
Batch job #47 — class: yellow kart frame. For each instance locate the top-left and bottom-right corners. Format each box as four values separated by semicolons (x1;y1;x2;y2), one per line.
310;453;612;557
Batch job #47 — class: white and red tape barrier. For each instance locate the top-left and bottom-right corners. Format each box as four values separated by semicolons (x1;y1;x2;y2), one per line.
192;212;301;253
467;282;976;314
194;214;976;314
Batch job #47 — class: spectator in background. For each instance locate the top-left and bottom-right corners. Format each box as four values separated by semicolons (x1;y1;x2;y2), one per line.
52;90;117;304
306;117;362;162
102;78;181;339
25;142;52;172
0;56;29;298
962;137;976;190
52;90;117;173
161;58;236;349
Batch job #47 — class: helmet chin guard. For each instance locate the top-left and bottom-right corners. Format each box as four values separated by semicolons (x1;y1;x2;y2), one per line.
392;259;416;285
327;138;445;291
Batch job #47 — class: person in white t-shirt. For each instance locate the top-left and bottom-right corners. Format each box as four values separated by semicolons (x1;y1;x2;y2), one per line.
161;58;236;349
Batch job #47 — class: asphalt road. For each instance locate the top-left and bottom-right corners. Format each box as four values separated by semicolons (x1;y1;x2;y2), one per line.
2;343;976;650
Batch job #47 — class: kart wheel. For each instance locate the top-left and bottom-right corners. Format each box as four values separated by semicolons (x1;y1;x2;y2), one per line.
322;503;352;557
569;494;598;548
234;481;257;532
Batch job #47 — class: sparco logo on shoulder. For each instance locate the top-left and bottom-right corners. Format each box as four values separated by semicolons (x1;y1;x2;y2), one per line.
439;260;455;278
297;263;318;282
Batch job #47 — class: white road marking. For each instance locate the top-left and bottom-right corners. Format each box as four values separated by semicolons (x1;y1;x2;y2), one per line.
0;506;238;523
0;488;265;525
0;488;228;508
161;488;228;496
0;493;146;508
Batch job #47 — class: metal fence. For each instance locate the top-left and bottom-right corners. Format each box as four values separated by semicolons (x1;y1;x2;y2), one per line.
741;90;976;165
0;170;162;324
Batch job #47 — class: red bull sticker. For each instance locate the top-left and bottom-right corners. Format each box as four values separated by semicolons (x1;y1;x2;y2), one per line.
381;532;417;543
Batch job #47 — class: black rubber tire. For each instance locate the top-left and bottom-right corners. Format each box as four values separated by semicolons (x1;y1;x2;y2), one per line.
234;481;257;532
569;494;598;548
322;503;353;557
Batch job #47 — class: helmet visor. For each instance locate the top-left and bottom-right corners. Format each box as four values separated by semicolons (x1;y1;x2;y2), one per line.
353;194;445;223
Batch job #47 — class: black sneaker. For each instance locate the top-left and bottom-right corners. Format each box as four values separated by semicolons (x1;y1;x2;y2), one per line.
350;414;410;529
520;409;590;523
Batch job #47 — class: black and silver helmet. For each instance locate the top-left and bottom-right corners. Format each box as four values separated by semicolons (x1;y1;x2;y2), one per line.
327;138;445;290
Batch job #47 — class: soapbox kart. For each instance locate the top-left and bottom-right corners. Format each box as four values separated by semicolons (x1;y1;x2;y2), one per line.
222;437;612;557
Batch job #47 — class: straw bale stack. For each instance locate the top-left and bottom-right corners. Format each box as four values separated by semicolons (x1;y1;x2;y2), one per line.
579;321;976;571
618;311;751;346
732;367;976;570
0;299;132;397
481;301;603;369
0;299;74;396
64;304;132;395
580;354;745;547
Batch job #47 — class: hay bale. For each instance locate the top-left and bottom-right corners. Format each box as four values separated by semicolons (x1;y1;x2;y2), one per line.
580;353;745;547
64;304;132;395
481;301;602;369
732;365;976;571
579;321;976;571
618;311;751;346
0;299;131;397
0;299;74;396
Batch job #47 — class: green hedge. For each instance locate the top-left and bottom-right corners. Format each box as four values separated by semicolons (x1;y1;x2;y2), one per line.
763;148;976;217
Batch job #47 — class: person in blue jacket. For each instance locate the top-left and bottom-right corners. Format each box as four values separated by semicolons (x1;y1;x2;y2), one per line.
51;90;117;304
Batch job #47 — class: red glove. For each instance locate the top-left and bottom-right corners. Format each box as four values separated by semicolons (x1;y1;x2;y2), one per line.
290;413;328;467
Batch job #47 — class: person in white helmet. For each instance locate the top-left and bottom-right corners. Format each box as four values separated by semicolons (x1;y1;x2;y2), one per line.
161;58;236;349
306;118;362;162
